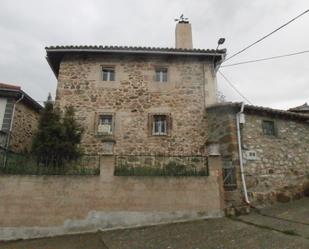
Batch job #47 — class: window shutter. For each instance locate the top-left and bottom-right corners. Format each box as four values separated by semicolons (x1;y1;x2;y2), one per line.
94;112;98;133
148;114;153;136
167;114;172;135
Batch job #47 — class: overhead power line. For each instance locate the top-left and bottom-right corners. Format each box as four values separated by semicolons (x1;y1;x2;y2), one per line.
218;70;253;105
223;9;309;62
221;49;309;67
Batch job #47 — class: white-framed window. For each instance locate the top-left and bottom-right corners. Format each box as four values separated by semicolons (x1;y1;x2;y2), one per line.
98;114;113;135
102;67;115;81
148;114;171;136
155;68;168;82
153;115;167;135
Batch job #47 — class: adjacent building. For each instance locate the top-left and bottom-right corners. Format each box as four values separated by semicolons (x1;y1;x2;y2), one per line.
289;102;309;115
0;83;42;153
45;18;308;209
207;102;309;208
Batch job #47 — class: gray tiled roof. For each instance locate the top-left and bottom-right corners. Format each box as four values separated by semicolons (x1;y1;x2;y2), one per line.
45;45;226;54
207;102;309;122
288;103;309;112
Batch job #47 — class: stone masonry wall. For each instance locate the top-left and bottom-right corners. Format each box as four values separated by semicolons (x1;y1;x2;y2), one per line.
9;102;40;153
207;108;243;206
56;54;215;156
207;106;309;207
242;115;309;205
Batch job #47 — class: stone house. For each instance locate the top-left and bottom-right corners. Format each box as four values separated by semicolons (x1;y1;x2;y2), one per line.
0;83;42;153
207;102;309;208
289;102;309;115
1;19;229;238
46;20;226;156
45;18;308;210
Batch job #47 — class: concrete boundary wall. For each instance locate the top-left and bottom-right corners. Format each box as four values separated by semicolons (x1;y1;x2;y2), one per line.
0;156;224;241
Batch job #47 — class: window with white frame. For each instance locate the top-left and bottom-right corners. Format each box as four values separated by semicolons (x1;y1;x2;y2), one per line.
152;114;170;136
102;67;115;81
98;114;113;135
155;68;168;82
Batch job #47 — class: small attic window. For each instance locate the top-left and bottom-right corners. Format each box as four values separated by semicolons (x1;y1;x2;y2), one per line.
155;68;168;82
262;120;276;136
102;67;115;81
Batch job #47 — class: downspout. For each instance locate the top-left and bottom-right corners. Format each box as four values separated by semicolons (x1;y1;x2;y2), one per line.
4;93;24;161
236;102;250;204
202;64;207;110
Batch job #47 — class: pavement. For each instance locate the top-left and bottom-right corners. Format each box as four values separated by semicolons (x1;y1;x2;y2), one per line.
1;197;308;249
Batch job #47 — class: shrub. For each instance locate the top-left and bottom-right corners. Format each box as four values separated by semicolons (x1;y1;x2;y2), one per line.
32;94;83;167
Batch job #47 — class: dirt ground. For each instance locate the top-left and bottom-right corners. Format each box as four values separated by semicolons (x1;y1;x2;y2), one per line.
1;197;308;249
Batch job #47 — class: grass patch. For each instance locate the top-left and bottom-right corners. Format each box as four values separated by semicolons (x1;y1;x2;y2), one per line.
282;230;298;236
228;217;301;237
0;152;100;175
114;159;208;177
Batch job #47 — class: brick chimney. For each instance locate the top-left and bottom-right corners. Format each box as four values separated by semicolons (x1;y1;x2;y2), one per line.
175;19;193;49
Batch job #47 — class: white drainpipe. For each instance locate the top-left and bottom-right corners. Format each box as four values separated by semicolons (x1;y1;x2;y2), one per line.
236;102;250;204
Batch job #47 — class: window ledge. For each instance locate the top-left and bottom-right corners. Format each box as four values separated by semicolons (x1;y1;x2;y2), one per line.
95;134;116;142
150;134;170;138
263;135;279;139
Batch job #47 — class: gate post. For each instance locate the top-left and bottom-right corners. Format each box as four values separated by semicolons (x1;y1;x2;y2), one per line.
99;155;115;181
207;142;225;211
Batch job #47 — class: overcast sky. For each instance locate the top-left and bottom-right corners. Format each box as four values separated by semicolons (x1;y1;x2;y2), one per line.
0;0;308;109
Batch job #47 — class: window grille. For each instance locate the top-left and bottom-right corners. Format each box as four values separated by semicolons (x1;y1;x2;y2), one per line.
98;115;113;135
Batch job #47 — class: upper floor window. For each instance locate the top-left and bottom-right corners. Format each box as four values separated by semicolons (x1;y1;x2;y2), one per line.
98;114;113;135
262;120;276;136
155;68;168;82
102;67;115;81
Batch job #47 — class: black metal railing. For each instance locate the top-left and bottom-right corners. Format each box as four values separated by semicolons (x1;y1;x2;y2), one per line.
0;149;100;175
114;154;209;176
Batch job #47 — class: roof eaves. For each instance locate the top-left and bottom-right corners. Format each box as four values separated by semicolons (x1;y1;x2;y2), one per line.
0;88;42;111
45;55;58;78
45;45;227;79
45;48;226;57
207;102;309;122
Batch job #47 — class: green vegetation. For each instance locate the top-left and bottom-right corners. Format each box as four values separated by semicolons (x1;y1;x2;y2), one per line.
114;158;208;177
0;150;100;175
282;230;298;236
31;94;83;167
0;94;98;175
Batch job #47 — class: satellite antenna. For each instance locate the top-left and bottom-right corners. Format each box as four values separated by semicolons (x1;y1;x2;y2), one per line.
174;14;189;23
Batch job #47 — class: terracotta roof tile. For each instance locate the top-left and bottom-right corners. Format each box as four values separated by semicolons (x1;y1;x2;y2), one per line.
0;83;21;90
0;83;42;111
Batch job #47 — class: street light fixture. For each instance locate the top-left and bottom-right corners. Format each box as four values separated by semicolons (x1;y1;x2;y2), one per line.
216;38;225;50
